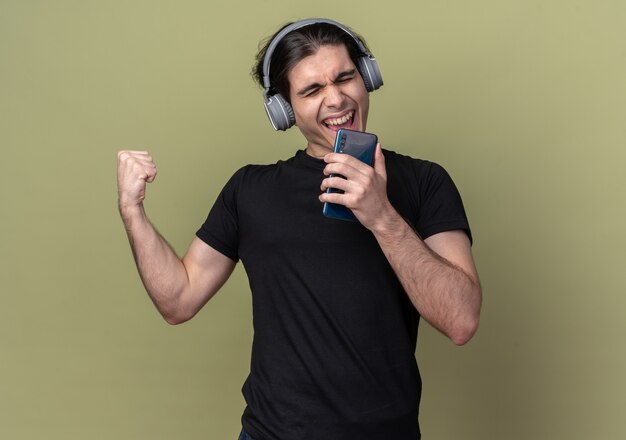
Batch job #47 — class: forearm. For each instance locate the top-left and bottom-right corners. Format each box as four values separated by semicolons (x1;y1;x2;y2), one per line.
120;204;190;323
371;208;481;345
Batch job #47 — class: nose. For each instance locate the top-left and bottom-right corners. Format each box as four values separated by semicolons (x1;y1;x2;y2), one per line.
323;84;346;108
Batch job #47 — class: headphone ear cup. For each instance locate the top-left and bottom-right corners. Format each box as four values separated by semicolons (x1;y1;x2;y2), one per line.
264;93;295;131
357;56;384;92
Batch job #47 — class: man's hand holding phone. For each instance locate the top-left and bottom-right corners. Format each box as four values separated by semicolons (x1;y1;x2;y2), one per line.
320;137;393;231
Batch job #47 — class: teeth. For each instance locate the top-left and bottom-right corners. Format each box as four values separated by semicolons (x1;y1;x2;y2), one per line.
325;111;353;126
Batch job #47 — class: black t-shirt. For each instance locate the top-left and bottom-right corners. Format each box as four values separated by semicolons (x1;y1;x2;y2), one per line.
197;149;471;440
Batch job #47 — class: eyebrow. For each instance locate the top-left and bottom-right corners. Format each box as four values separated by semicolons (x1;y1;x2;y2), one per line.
295;69;357;97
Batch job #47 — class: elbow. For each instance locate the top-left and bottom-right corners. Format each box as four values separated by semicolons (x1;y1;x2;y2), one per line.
161;306;194;326
449;297;481;345
450;283;482;345
450;316;479;346
163;313;190;325
155;290;197;325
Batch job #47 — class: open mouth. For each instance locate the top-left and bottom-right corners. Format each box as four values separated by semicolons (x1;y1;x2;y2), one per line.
322;111;354;130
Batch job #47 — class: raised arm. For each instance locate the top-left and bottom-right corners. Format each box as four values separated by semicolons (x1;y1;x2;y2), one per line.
117;150;235;324
319;145;481;344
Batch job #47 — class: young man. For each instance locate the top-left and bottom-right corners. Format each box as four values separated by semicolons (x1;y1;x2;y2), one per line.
117;19;481;440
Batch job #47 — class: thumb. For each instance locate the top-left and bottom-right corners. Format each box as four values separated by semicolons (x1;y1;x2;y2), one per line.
145;169;157;183
373;143;386;179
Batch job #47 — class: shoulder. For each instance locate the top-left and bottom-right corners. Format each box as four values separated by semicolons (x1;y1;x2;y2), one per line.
383;149;471;241
219;154;304;199
225;157;288;185
382;148;451;185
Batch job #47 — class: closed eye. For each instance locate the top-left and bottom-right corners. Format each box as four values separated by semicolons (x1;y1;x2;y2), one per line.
297;83;322;98
304;87;321;97
334;69;356;84
296;69;357;97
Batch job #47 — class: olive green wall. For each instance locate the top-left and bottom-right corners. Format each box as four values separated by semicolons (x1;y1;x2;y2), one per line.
2;1;624;438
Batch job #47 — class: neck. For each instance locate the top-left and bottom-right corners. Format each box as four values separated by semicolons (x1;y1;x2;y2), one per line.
305;144;332;159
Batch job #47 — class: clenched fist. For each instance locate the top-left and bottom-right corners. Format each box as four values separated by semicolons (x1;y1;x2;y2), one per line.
117;150;157;211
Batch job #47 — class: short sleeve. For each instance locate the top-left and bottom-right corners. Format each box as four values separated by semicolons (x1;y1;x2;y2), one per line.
414;161;472;244
195;167;248;262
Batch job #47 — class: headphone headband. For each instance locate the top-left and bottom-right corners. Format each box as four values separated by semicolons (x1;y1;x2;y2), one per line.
262;18;372;90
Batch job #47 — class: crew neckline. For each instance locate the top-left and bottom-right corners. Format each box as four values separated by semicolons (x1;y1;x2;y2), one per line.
292;149;326;171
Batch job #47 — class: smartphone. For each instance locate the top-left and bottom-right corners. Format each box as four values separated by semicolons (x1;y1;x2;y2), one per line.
322;129;378;222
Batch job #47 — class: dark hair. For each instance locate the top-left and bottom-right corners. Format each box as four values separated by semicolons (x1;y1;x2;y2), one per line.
252;22;369;104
